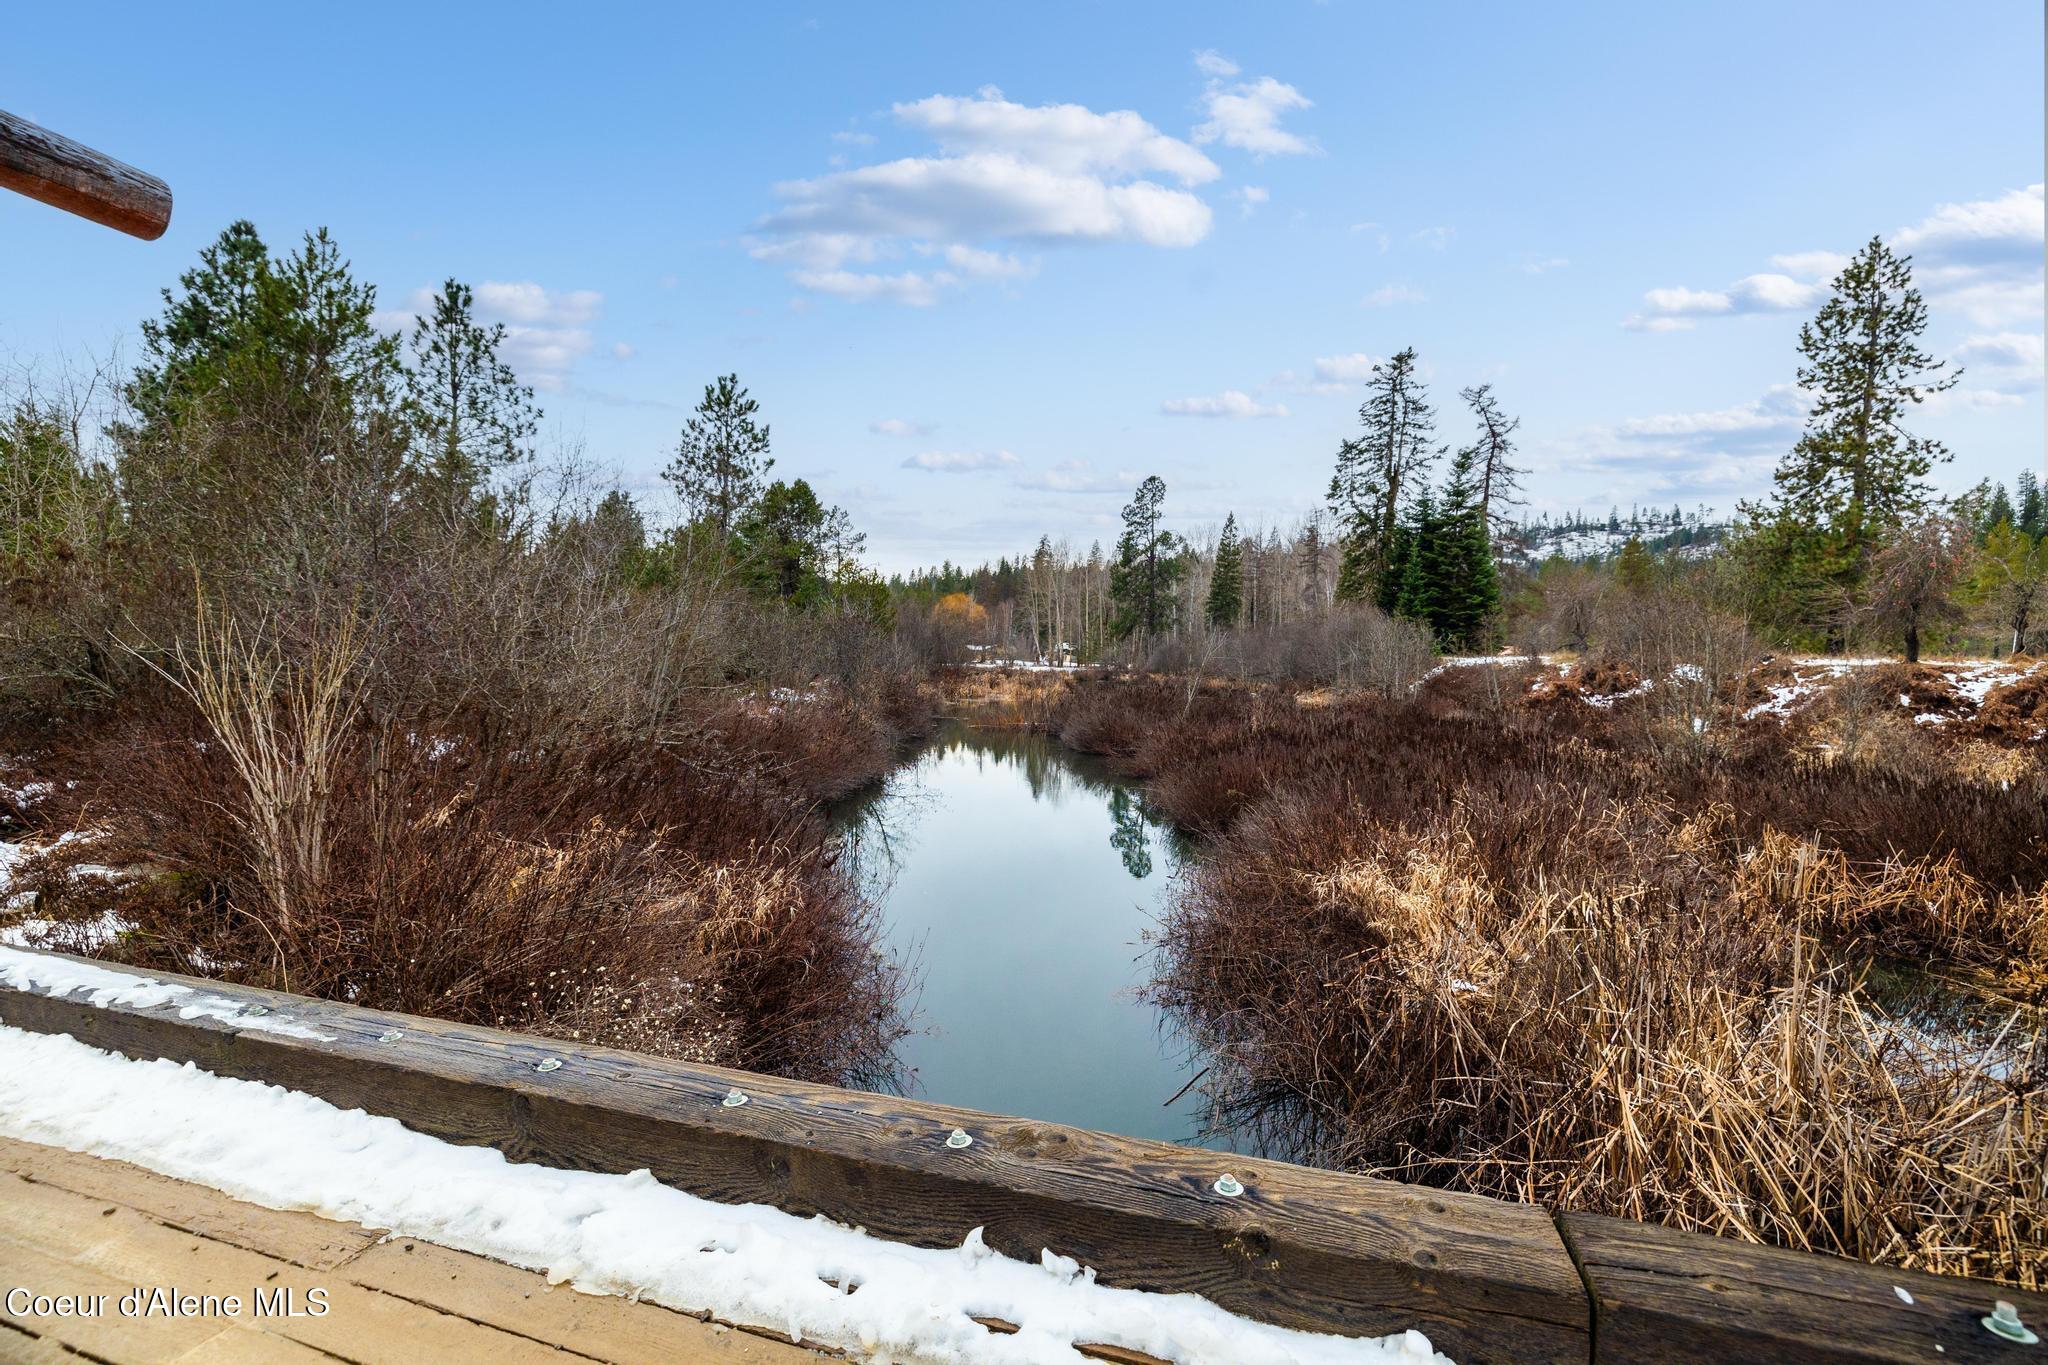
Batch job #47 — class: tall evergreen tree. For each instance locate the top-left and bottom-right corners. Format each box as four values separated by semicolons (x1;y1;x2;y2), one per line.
1110;475;1183;639
662;374;773;537
1205;513;1244;628
1747;238;1958;588
115;222;404;579
1430;443;1500;648
734;478;862;605
2017;469;2044;540
1613;536;1654;592
404;279;539;515
1330;347;1439;603
1460;382;1524;537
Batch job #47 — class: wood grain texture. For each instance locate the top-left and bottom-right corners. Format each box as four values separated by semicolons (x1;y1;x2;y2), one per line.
0;1137;830;1362
1561;1211;2048;1364
0;109;172;239
0;949;1587;1363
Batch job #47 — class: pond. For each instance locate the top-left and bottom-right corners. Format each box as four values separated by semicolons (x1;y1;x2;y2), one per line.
835;721;1228;1146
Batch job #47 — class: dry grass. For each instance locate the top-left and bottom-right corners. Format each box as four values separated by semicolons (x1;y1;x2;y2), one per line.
989;672;2048;1286
1158;790;2045;1287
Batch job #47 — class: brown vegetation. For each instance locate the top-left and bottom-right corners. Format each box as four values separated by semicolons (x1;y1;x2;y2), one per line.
13;669;921;1086
945;668;2048;1286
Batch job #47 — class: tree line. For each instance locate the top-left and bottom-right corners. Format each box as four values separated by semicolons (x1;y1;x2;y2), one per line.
904;235;2045;667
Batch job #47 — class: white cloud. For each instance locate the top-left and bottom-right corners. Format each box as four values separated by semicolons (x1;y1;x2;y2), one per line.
831;130;877;146
1313;352;1381;384
1727;272;1824;311
1893;183;2043;262
763;156;1213;249
473;281;603;326
751;87;1228;304
1621;314;1697;333
939;243;1035;279
1013;458;1140;493
790;268;950;306
894;92;1218;185
870;418;936;438
1768;250;1851;280
1523;255;1570;274
1161;390;1290;418
1641;285;1733;316
1630;185;2044;332
1193;49;1240;79
1956;331;2045;371
1411;226;1453;250
1922;386;2027;413
610;342;634;360
1540;385;1811;503
901;449;1020;472
381;280;604;391
1363;283;1426;307
1612;384;1809;441
1233;185;1269;217
1194;76;1319;157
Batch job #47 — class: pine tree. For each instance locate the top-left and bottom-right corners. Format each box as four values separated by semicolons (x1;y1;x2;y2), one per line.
1979;482;2017;540
1110;475;1183;639
1614;536;1654;592
1430;443;1499;649
2017;469;2044;541
1736;238;1958;641
733;478;862;605
1763;238;1957;567
1459;382;1524;536
1391;488;1439;625
1205;513;1244;628
1330;347;1439;603
115;222;404;575
1296;513;1328;613
404;279;539;515
663;374;773;537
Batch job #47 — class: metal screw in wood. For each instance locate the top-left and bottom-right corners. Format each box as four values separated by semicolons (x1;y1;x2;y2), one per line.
1984;1300;2039;1344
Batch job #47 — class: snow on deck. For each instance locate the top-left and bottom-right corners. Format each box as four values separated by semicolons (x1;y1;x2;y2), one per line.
0;1017;1449;1365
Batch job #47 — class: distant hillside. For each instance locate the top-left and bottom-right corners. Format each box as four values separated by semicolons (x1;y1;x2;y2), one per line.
1506;507;1728;564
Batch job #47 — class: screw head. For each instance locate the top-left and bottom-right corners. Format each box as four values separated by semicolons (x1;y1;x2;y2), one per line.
1984;1300;2039;1344
721;1088;750;1108
376;1030;404;1043
533;1057;563;1073
945;1128;973;1149
1213;1173;1245;1198
240;1004;270;1017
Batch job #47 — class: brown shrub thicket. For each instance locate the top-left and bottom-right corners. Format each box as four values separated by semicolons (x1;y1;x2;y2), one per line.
18;676;912;1087
998;672;2047;1285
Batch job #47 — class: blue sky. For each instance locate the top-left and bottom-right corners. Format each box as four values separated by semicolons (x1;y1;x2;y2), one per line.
5;2;2042;573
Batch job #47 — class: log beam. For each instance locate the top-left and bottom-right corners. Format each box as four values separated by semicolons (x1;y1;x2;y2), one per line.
0;109;172;239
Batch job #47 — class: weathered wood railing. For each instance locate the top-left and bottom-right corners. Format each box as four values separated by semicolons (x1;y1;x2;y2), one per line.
0;948;2040;1363
1;109;172;239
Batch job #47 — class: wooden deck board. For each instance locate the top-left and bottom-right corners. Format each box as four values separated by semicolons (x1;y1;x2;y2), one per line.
0;1135;831;1364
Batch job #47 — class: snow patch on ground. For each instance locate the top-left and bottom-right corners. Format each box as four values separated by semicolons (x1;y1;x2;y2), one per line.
0;948;334;1041
0;1024;1448;1364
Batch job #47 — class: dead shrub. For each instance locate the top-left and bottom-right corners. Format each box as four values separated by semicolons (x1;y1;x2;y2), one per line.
1156;788;2046;1287
19;681;910;1088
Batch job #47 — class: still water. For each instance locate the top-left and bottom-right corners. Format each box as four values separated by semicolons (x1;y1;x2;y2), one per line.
836;722;1221;1145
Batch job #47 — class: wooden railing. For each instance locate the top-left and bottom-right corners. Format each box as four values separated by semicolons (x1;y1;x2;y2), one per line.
1;109;172;239
1;948;2039;1363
